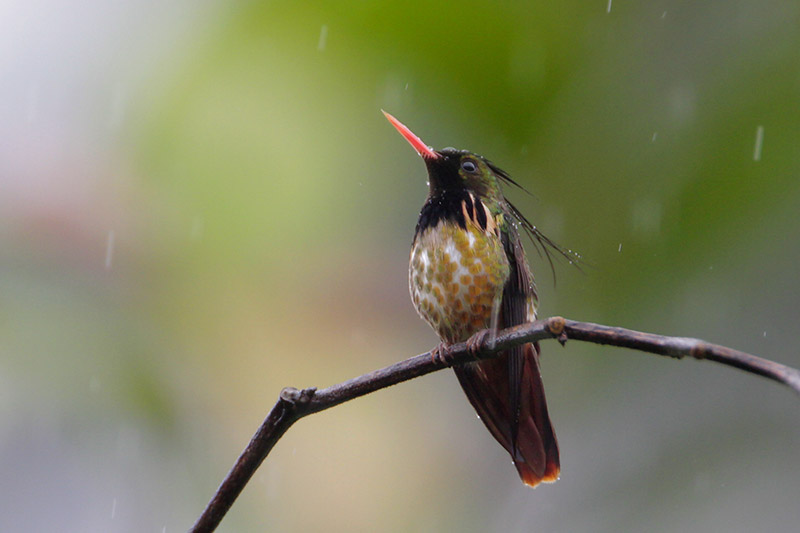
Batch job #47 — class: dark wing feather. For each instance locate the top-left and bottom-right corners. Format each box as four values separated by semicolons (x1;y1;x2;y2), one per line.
501;222;530;459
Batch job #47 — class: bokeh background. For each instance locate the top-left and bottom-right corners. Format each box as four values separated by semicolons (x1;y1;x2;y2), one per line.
2;1;799;531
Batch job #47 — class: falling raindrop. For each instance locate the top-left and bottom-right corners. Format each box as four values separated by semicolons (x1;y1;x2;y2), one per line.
111;498;117;519
753;125;764;161
317;25;328;51
488;298;501;349
105;230;115;270
618;243;622;252
651;132;658;142
631;199;662;238
668;83;697;126
606;0;612;13
662;11;667;19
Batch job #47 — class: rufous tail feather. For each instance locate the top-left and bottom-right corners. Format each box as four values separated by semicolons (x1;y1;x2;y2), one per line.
453;342;559;487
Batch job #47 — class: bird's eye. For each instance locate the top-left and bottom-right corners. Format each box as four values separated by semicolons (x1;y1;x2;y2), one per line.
461;159;478;173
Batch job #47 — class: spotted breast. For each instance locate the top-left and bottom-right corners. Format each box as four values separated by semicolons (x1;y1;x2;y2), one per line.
409;192;511;344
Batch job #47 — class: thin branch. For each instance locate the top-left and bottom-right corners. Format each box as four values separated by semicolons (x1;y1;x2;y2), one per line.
189;316;800;532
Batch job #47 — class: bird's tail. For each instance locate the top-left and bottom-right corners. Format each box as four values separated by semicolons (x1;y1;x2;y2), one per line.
453;342;560;487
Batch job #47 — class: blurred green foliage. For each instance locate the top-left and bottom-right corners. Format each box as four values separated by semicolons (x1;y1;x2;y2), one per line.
2;1;799;531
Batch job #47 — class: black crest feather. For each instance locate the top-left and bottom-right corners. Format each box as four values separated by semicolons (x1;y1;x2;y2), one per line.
484;159;585;281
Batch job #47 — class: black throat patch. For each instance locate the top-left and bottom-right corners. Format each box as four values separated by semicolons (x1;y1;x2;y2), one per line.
413;190;489;242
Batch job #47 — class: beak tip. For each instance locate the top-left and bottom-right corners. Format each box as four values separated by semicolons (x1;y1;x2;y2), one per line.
382;110;439;160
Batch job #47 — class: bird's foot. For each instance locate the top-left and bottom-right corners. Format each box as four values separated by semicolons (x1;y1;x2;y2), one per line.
465;328;495;358
431;342;454;366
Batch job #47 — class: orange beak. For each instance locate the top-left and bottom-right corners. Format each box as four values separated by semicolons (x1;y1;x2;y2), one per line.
382;110;440;160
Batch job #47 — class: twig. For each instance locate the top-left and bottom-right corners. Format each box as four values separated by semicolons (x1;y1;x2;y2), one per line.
189;316;800;532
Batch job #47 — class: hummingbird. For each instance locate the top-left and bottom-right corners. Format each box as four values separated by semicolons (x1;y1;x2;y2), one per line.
384;110;568;487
